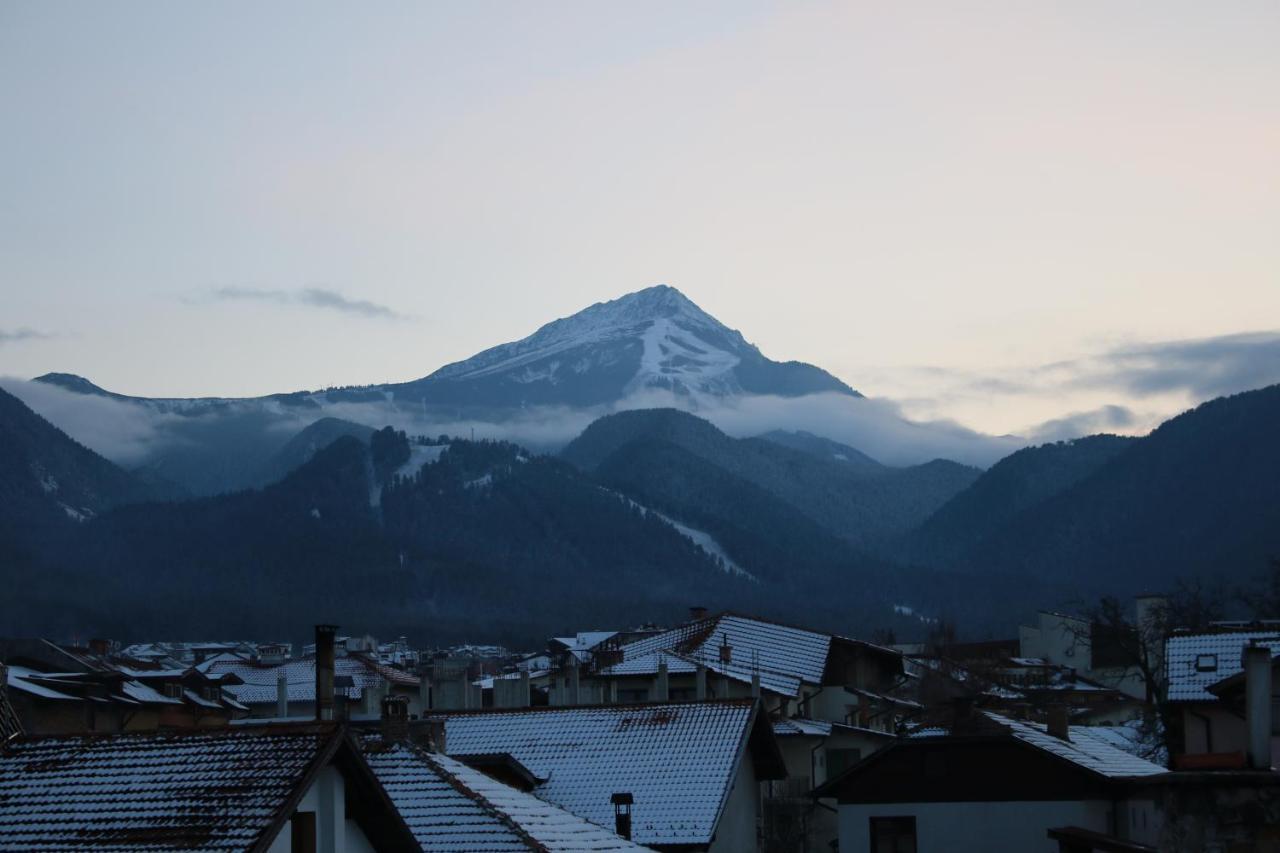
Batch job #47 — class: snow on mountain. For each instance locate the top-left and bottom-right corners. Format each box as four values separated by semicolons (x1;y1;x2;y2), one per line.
388;285;858;407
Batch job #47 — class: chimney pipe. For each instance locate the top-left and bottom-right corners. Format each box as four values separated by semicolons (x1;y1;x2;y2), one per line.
1244;644;1273;770
1046;704;1071;741
315;624;337;721
276;674;288;718
655;658;669;702
611;793;634;840
381;694;410;744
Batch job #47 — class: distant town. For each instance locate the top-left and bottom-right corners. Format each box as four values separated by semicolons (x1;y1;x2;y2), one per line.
2;599;1276;851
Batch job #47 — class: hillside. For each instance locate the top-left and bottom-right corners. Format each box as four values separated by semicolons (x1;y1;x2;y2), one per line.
949;385;1280;593
0;387;165;527
901;434;1137;565
563;409;980;545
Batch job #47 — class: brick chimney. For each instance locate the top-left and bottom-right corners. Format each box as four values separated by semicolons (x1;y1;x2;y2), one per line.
718;634;732;665
1244;644;1273;770
381;694;410;744
88;638;111;658
1046;704;1071;741
315;624;337;721
689;606;708;622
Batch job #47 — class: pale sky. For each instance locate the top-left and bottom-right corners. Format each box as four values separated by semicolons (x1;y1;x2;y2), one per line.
2;1;1278;438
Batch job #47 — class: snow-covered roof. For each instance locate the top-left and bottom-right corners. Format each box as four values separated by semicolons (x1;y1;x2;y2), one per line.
207;654;419;704
984;713;1166;778
552;632;619;652
435;700;774;847
365;741;652;851
599;613;845;697
4;666;80;701
1165;631;1280;702
772;718;895;739
0;724;348;850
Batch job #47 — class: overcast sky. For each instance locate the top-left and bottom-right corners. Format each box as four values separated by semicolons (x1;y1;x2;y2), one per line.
2;1;1278;438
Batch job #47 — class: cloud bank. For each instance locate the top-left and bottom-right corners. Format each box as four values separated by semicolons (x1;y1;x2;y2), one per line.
0;328;51;345
206;287;404;319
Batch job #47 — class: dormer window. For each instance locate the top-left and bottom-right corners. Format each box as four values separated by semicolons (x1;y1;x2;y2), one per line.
163;683;183;699
1195;654;1217;672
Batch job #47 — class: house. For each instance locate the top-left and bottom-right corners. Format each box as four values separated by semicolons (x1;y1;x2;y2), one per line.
0;638;248;733
1019;598;1167;701
768;718;897;851
591;613;910;728
208;651;423;719
432;698;786;851
1165;627;1280;766
0;722;418;851
365;733;653;850
814;708;1169;853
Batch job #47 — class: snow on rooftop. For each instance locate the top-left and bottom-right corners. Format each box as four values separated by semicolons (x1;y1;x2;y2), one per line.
0;725;340;850
435;701;759;847
365;742;651;851
207;655;417;704
1165;631;1280;702
600;613;834;698
984;713;1167;777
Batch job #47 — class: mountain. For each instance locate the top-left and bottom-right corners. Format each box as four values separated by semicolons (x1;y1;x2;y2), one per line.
927;384;1280;594
901;434;1137;565
563;408;981;546
253;417;376;487
758;429;884;474
386;285;858;407
0;387;165;528
25;286;863;495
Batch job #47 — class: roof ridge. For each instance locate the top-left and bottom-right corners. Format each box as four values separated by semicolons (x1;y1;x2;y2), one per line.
4;720;342;747
416;746;549;853
424;697;757;717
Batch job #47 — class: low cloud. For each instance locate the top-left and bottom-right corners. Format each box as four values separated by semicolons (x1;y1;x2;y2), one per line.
0;377;174;464
0;328;51;345
1026;404;1138;444
206;287;404;319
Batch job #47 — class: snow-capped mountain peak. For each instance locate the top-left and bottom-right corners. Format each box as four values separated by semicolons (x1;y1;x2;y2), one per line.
395;285;856;407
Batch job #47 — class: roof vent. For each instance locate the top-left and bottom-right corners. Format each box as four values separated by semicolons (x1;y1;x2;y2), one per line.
611;792;634;840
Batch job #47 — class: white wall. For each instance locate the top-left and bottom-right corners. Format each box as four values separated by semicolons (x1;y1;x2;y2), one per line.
837;800;1112;853
264;766;378;853
709;750;761;853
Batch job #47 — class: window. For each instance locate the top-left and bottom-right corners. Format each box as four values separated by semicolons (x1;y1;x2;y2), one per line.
870;816;916;853
826;747;862;779
163;683;183;699
291;811;316;853
1195;654;1218;672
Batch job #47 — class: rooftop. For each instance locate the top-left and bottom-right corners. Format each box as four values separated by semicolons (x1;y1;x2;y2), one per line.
1165;630;1280;702
206;654;419;704
431;699;782;847
597;612;900;698
365;740;651;851
0;723;349;850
